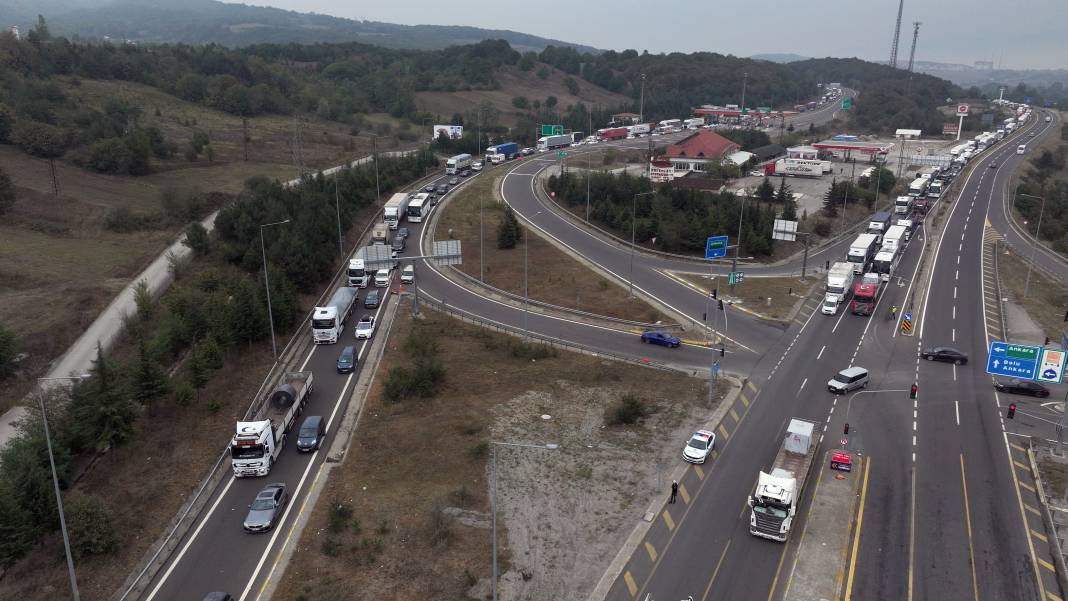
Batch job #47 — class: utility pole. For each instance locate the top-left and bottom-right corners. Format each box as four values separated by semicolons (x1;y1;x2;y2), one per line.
905;21;922;95
260;219;291;361
629;192;655;296
334;179;344;257
639;73;646;123
372;134;381;204
740;72;748;115
889;0;904;68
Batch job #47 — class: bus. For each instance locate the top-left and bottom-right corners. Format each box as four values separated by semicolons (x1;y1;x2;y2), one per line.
406;193;431;223
847;233;880;274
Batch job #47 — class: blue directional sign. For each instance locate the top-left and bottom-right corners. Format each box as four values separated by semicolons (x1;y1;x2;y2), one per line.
985;341;1041;380
705;235;729;259
903;311;913;322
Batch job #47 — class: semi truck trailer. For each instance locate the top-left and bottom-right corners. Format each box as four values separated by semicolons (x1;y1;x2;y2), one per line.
748;418;818;541
231;371;314;477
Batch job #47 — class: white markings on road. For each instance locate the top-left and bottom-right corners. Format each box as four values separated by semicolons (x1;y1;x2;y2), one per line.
953;363;957;381
955;270;959;280
957;255;961;265
913;435;917;446
952;306;956;320
798;378;808;394
817;345;826;360
955;401;960;426
954;286;957;299
952;328;956;342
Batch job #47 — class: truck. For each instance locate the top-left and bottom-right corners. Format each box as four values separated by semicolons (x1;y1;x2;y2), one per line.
867;211;893;237
873;250;897;282
537;134;572;152
485;142;519;161
894;195;913;215
629;123;651;137
850;273;881;315
347;247;370;287
907;177;929;197
847;233;879;274
881;225;907;254
231;371;314;477
822;262;855;316
684;117;705;129
896;218;914;241
372;221;389;243
311;286;357;344
446;153;473;175
764;158;829;178
383;193;410;230
599;127;629;141
748;418;818;541
926;180;944;199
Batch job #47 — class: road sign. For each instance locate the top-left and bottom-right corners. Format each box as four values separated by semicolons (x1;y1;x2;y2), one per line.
985;341;1041;380
728;271;745;286
956;103;969;116
841;98;853;110
541;124;563;136
556;151;567;158
840;437;849;446
705;235;729;259
831;451;852;472
1037;349;1067;384
903;311;913;321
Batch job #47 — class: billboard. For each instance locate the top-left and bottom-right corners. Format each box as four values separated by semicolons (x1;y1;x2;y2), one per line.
433;125;464;140
942;123;959;135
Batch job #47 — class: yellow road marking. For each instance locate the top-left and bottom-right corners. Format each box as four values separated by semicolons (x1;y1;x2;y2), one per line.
909;468;916;601
1011;443;1027;452
1047;591;1063;601
844;457;872;601
679;483;691;505
644;541;658;562
623;571;638;597
701;540;732;601
960;455;980;601
1016;460;1031;471
1027;504;1042;516
717;424;730;440
1006;436;1049;601
740;394;750;407
1039;557;1056;572
662;510;675;531
729;408;741;423
1032;529;1048;542
694;465;705;480
747;380;758;393
1020;481;1036;493
710;449;719;460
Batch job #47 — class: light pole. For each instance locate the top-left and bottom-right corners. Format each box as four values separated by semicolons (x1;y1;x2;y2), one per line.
740;72;748;116
260;219;291;361
638;73;646;123
480;194;485;282
586;110;592;222
334;178;344;257
1016;191;1046;298
629;192;656;297
524;211;543;336
490;441;559;601
372;135;381;204
840;158;856;233
38;375;91;601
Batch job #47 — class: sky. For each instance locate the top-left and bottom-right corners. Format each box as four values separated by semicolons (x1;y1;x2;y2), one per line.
223;0;1065;70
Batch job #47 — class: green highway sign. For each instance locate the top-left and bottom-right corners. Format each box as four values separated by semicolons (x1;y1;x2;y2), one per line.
557;151;567;158
541;124;563;136
728;271;745;286
841;98;853;109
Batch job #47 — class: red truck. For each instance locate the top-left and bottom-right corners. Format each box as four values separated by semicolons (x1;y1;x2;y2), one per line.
850;273;881;316
600;127;628;141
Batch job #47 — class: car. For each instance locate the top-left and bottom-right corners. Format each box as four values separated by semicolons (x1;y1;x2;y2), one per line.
640;330;681;348
827;366;869;394
448;177;460;185
243;483;289;532
363;288;381;308
400;264;415;284
682;429;716;464
521;147;534;156
436;184;448;194
374;268;391;287
424;184;436;193
391;236;406;256
1030;132;1037;137
336;345;356;373
921;346;968;365
296;415;326;452
994;378;1050;397
396;227;409;240
749;170;763;177
989;162;998;169
355;314;376;339
471;161;483;171
427;193;437;203
201;594;233;601
460;170;471;177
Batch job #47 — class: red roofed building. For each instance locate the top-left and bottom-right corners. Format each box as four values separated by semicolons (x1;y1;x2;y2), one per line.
662;130;740;174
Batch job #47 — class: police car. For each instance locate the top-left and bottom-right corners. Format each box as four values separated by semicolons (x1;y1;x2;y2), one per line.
682;430;716;464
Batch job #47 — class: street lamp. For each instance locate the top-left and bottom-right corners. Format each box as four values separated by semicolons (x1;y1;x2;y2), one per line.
1014;190;1046;298
259;219;291;361
490;441;559;601
523;211;543;336
638;73;646;123
38;375;91;601
334;178;344;257
629;192;656;297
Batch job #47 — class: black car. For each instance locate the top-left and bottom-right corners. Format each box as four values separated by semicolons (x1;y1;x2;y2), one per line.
396;227;410;240
459;170;470;178
201;594;233;601
336;345;356;374
364;288;380;308
424;184;436;193
448;177;460;185
436;184;448;194
296;415;326;452
243;483;289;532
921;346;968;365
995;378;1050;397
391;236;406;254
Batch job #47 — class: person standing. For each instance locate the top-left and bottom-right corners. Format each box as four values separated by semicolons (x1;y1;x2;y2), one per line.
670;480;679;504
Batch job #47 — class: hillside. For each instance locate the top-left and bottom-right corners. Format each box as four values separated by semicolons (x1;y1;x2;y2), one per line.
750;53;810;64
0;0;600;53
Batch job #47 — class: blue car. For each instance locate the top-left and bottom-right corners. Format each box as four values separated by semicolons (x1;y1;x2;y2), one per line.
640;330;681;348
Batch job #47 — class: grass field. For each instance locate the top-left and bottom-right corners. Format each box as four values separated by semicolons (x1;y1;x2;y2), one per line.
998;248;1068;343
438;171;664;322
674;272;816;321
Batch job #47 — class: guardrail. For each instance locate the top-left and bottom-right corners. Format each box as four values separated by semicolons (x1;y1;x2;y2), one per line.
114;157;444;601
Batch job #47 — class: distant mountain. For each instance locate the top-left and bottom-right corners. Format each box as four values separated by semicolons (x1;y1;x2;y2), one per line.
0;0;600;53
750;53;810;64
913;60;1068;88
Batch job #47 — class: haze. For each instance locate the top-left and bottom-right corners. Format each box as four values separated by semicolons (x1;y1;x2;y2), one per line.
224;0;1064;70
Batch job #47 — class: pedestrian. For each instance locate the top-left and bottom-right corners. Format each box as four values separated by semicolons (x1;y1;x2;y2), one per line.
670;480;679;504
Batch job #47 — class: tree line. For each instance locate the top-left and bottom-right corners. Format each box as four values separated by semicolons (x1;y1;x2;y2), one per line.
1016;138;1068;254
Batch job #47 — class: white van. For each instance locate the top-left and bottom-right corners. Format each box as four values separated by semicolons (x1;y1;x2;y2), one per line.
1017;145;1027;155
374;268;391;287
400;265;415;284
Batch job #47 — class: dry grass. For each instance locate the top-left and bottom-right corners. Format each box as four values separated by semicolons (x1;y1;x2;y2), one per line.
675;273;816;320
998;248;1068;342
1039;457;1068;500
438;173;664;322
273;299;707;601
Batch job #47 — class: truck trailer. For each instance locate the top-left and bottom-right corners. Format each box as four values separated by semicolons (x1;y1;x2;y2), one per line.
311;286;357;344
446;153;473;175
764;158;829;178
599;127;629;141
231;371;314;477
486;142;519;161
537;134;572;152
383;193;410;230
748;418;818;541
822;262;856;316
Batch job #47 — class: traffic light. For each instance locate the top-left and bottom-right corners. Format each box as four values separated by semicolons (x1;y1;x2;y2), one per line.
719;347;725;357
1045;336;1051;346
844;423;850;435
718;299;725;311
1007;403;1016;419
910;384;918;399
712;288;718;300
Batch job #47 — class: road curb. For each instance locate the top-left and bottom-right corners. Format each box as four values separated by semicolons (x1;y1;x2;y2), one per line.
1027;443;1068;598
586;374;744;601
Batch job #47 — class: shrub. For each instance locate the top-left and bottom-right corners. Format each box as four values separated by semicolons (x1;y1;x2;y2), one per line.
66;494;118;557
382;359;446;402
0;324;17;378
606;393;652;426
328;498;354;534
508;340;556;360
183;222;212;255
812;220;832;237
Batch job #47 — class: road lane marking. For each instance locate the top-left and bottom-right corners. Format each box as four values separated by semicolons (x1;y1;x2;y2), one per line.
798;378;808;394
1011;443;1027;452
644;541;658;562
1048;592;1064;601
1026;504;1042;516
908;468;916;601
952;306;956;320
1040;557;1056;572
701;540;732;601
747;380;757;393
729;407;741;423
1032;529;1048;542
952;328;956;342
661;510;675;531
1016;460;1031;471
844;457;871;601
623;571;638;596
817;345;826;360
1020;481;1035;492
717;424;730;440
679;483;691;505
956;401;960;425
694;465;704;480
740;394;750;407
960;455;980;601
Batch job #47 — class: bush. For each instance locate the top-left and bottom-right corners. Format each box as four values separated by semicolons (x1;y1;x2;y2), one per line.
497;206;521;249
183;222;212;255
813;220;832;237
606;393;652;426
0;167;14;215
382;360;446;402
328;498;354;534
512;96;530;109
508;339;556;360
66;494;118;557
0;324;16;378
105;206;154;232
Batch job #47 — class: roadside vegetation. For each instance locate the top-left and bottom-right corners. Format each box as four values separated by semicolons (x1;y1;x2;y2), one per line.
1012;120;1068;256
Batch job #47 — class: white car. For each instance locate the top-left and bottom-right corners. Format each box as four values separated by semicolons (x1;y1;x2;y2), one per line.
682;430;716;464
374;268;391;287
471;161;483;171
749;170;763;177
354;314;376;339
400;265;415;284
521;147;534;156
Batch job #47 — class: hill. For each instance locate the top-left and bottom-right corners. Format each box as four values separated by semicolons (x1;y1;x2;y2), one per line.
0;0;600;53
914;60;1068;89
750;53;810;64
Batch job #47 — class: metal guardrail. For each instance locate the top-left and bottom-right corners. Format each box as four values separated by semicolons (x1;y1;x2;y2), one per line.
115;156;443;601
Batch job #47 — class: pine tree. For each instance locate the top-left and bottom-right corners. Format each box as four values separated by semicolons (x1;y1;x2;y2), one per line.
822;178;839;217
777;178;797;221
69;342;139;451
756;177;775;204
132;333;169;413
496;206;521;249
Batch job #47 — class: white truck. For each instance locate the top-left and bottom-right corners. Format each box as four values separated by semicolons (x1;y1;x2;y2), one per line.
881;225;907;254
537;134;573;151
907;177;929;197
894;195;913;215
311;286;357;344
347;248;369;288
231;371;314;477
848;233;880;274
684;117;705;129
873;249;897;282
383;193;410;230
749;418;818;541
629;123;651;137
822;262;855;316
927;180;944;199
896;219;913;242
446;153;473;175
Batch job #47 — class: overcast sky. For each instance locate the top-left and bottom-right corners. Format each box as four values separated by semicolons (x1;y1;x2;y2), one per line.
225;0;1064;70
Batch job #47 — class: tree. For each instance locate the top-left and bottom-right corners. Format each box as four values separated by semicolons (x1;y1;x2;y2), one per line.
511;96;529;110
0;104;13;144
27;15;50;44
67;343;139;451
518;53;536;71
131;334;169;411
497;206;521;249
0;168;14;216
777;178;797;221
183;222;211;255
563;76;580;96
537;66;550;80
188;342;211;401
755;177;775;203
66;494;117;558
545;96;558;109
10;121;67;158
822;178;839;217
0;323;15;378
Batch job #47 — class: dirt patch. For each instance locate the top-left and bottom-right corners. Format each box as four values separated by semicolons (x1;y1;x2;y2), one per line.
273;299;723;601
438;173;664;322
561;148;647;173
998;248;1068;341
674;273;816;321
1039;456;1068;500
